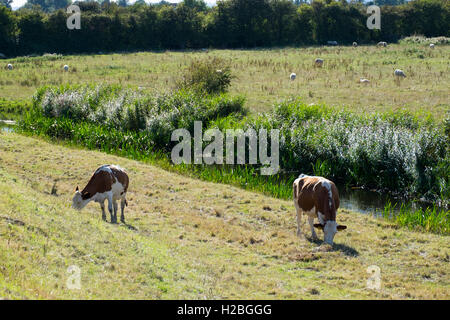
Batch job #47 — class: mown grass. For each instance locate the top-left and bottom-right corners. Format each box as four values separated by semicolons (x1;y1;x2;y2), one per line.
1;43;449;118
0;132;449;299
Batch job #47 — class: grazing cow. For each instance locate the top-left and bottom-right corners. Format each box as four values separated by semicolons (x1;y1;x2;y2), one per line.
429;43;435;49
352;42;358;47
377;41;387;47
63;65;69;72
293;174;346;245
72;165;129;223
7;63;13;70
327;41;338;46
290;73;297;81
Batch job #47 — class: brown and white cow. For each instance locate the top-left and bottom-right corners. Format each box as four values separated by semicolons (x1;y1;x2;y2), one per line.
293;174;346;244
72;165;129;223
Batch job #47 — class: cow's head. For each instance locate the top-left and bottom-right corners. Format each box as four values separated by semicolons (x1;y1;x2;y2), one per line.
72;186;91;210
314;221;347;245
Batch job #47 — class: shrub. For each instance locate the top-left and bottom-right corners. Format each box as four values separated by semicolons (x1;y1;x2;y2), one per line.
400;36;450;45
176;57;234;95
246;100;448;200
31;84;247;152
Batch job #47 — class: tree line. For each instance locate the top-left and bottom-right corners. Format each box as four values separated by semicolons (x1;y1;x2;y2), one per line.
0;0;449;57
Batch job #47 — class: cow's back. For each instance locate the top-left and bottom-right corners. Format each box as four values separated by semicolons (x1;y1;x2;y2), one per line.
294;175;339;221
110;165;129;193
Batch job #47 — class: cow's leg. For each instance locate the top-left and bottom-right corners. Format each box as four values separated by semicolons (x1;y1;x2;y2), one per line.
107;195;115;223
295;207;302;237
100;201;106;221
113;201;118;224
296;212;303;237
308;215;318;240
120;198;126;223
293;197;302;237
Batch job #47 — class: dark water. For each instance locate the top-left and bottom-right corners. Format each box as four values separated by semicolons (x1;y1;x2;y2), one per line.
338;186;424;217
0;120;15;132
282;172;446;217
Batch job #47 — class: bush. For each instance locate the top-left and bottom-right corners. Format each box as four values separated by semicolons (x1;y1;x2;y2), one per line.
400;35;450;45
32;84;247;152
176;57;234;95
246;100;448;200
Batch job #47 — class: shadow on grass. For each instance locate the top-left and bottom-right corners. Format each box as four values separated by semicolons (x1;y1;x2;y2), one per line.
332;243;359;257
120;221;138;231
305;235;359;257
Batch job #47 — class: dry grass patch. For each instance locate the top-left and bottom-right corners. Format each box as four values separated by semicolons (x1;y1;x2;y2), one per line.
0;132;448;299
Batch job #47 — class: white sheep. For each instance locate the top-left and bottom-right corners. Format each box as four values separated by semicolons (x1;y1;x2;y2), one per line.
63;65;69;72
314;58;324;68
353;42;358;47
359;78;370;84
290;73;296;81
377;41;387;47
394;69;406;78
7;63;13;70
429;43;435;49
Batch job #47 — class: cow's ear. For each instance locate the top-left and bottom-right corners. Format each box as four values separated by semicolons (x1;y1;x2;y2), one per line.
337;225;347;231
76;186;79;192
81;192;91;200
314;223;324;230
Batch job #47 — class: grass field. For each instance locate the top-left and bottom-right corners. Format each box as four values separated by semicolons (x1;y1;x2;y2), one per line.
0;132;448;299
1;43;449;117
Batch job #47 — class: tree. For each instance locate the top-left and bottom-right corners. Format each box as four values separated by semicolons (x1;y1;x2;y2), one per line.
23;0;72;12
182;0;207;11
270;0;297;45
374;0;406;5
0;5;17;55
0;0;13;9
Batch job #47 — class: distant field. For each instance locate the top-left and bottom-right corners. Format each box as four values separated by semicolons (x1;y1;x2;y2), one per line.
0;132;449;299
1;43;449;118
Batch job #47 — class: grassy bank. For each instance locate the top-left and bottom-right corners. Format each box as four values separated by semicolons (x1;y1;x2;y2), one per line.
1;43;449;117
0;132;449;299
16;84;449;234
